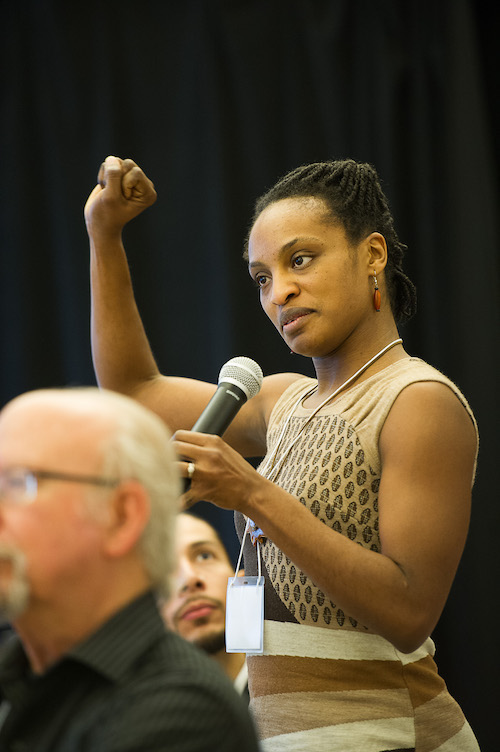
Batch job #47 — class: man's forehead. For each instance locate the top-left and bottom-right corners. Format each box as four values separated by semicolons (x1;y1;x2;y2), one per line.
176;515;226;553
0;393;108;467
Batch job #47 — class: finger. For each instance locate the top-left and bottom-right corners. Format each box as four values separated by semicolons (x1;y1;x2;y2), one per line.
172;441;204;466
121;165;156;202
183;460;196;481
173;430;213;446
97;163;105;186
121;158;139;174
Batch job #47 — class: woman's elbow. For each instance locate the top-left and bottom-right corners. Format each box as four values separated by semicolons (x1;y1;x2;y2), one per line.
387;611;438;654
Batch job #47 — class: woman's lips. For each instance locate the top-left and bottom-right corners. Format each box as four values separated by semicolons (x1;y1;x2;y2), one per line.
280;308;314;332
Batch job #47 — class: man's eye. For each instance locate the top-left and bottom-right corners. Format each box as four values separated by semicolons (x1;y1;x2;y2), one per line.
196;551;214;562
254;274;268;287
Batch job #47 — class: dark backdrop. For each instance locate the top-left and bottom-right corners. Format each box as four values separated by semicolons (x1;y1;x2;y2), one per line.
1;1;498;748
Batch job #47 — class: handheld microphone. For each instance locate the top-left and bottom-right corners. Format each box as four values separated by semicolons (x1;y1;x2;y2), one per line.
191;356;263;435
183;357;263;491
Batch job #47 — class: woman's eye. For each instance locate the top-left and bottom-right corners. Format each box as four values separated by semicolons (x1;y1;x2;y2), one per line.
254;274;268;288
292;254;311;269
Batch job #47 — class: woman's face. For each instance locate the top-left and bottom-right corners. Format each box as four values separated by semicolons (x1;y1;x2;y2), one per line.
247;197;374;359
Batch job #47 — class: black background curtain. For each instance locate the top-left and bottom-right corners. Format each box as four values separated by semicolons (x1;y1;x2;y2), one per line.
1;1;498;748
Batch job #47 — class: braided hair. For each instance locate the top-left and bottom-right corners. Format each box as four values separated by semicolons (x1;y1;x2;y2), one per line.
245;160;417;323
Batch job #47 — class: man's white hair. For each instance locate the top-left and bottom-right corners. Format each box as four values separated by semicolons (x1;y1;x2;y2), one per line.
94;389;181;599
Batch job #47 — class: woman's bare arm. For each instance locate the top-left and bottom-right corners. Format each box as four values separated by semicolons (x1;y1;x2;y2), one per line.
85;156;302;456
174;381;477;651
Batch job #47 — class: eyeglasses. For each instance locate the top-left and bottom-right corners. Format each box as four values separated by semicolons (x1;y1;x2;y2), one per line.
0;467;120;505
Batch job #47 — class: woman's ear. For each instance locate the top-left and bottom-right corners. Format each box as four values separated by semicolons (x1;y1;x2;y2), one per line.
365;232;388;273
102;480;151;558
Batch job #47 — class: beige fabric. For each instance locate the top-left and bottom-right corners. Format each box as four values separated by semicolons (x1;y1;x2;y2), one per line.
247;357;479;751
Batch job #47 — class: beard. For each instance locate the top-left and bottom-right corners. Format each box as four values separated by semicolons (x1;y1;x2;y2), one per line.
0;544;30;622
194;627;226;655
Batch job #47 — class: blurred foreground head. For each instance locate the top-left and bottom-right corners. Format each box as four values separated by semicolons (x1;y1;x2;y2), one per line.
0;387;181;628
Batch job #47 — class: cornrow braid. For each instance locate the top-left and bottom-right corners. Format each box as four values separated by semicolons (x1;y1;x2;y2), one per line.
245;160;417;323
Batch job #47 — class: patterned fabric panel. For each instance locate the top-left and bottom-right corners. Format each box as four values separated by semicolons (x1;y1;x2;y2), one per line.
247;623;480;751
261;413;379;631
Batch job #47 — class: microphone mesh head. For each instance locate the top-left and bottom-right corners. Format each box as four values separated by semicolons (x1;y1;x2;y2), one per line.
218;357;263;400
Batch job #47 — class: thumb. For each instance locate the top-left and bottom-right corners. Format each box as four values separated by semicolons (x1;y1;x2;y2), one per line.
98;156;125;196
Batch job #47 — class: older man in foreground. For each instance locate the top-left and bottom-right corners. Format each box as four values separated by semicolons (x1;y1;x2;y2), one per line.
0;387;259;752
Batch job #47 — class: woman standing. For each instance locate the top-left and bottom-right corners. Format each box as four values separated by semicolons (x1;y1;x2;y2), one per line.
85;156;480;750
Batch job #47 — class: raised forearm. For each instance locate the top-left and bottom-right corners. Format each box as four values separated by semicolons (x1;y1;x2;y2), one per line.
90;232;160;394
85;157;163;396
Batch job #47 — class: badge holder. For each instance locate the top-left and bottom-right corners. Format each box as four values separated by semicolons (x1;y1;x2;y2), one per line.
225;517;264;654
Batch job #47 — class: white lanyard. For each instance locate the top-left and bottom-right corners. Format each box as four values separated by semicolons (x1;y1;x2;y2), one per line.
226;518;264;654
225;338;403;652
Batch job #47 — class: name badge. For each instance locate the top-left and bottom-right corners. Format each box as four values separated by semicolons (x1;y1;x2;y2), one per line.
225;575;264;654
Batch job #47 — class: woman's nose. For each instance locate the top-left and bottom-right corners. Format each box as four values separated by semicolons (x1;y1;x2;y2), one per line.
269;273;299;306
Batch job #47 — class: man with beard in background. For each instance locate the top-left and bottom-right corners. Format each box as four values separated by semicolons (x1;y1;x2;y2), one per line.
162;512;248;698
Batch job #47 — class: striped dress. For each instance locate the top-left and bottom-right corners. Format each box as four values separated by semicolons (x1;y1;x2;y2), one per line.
236;358;480;751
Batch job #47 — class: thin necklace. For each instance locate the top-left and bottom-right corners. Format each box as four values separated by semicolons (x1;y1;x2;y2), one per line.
259;337;403;484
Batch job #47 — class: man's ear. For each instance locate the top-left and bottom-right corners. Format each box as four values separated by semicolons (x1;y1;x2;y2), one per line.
102;480;150;558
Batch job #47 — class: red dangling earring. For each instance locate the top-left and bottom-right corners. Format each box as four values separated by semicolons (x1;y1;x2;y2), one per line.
373;271;381;312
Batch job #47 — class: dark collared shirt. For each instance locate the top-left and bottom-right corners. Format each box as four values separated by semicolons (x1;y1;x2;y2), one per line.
0;591;260;752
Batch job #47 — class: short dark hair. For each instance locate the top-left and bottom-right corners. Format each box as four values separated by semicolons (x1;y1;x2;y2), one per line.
180;511;233;566
245;159;417;323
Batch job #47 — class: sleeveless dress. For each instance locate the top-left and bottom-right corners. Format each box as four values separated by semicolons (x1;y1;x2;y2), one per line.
235;357;480;751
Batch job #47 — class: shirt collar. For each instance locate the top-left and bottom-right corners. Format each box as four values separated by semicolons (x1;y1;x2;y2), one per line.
233;660;248;694
68;590;166;682
0;590;166;691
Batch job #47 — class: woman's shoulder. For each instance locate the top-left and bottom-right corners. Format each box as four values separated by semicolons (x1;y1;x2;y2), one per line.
358;356;478;451
373;357;474;411
260;372;316;405
262;372;317;429
374;356;451;383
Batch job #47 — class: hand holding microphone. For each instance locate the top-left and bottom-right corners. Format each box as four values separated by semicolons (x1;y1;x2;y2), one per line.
180;357;263;494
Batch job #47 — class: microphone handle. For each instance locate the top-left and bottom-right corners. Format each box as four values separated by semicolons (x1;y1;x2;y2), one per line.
183;381;247;493
191;381;248;436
